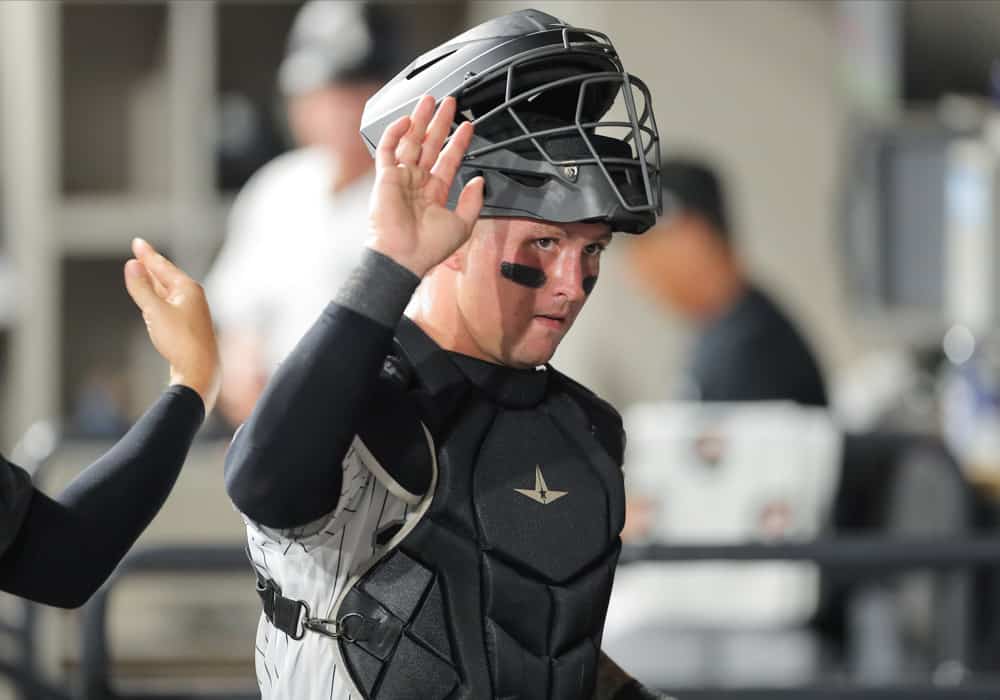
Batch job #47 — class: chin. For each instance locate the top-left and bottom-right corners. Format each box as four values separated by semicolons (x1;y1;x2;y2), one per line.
508;344;558;369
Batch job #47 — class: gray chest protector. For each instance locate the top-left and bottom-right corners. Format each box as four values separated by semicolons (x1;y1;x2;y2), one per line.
334;319;626;700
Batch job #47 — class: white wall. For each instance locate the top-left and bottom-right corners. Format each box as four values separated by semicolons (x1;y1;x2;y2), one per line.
469;0;857;408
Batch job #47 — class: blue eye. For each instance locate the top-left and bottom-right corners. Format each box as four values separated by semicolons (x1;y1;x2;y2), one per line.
534;238;556;250
584;243;607;257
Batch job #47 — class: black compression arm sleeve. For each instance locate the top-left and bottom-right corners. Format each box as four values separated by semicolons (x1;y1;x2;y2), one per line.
0;385;204;608
224;249;420;529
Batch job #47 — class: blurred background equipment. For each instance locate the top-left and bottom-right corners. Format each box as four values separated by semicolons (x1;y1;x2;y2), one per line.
839;65;1000;489
608;402;842;687
609;402;977;692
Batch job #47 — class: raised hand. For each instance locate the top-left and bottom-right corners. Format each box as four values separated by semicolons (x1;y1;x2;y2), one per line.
367;94;485;278
124;238;221;415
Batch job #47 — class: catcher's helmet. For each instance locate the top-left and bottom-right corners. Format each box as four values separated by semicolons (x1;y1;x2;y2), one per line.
360;9;660;233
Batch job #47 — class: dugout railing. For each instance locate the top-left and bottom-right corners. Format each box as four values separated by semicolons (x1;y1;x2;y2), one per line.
69;536;1000;700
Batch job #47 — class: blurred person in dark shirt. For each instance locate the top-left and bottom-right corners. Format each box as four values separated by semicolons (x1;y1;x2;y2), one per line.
628;157;828;408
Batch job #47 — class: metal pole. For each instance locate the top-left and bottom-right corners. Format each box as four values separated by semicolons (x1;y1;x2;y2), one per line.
166;0;217;279
620;537;1000;570
0;0;61;444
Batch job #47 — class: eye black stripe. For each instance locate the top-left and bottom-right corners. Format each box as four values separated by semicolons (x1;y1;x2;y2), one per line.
500;261;546;288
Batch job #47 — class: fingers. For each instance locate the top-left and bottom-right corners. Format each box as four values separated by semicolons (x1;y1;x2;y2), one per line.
123;259;162;316
395;95;436;166
377;96;463;174
430;120;474;191
131;238;167;297
131;237;188;292
375;115;411;169
418;96;457;171
454;176;485;231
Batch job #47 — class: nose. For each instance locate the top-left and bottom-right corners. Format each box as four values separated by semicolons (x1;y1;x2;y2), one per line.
548;248;587;303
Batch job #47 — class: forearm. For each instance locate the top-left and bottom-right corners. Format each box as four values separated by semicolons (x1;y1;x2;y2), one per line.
0;385;204;607
594;652;674;700
224;248;420;528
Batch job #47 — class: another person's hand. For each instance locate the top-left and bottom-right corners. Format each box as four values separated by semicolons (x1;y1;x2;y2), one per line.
367;94;484;277
124;238;222;415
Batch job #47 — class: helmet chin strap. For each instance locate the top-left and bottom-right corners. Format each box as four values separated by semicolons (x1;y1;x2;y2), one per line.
499;261;598;295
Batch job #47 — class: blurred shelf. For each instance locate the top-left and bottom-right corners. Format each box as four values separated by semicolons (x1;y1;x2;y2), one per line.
57;195;234;256
58;196;173;255
60;2;169;196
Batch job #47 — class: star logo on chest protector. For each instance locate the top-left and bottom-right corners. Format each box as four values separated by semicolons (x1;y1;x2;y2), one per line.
514;465;568;505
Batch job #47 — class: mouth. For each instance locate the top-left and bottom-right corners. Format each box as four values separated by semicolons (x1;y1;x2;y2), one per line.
533;313;567;330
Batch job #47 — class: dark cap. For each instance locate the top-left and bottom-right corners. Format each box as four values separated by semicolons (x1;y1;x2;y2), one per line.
659;157;729;237
279;1;404;97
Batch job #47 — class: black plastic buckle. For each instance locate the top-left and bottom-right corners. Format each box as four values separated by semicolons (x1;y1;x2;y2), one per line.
255;574;366;642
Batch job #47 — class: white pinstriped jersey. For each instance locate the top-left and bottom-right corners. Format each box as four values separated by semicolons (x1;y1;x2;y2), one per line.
244;438;418;700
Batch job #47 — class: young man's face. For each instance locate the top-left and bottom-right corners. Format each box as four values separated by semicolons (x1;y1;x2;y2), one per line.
455;217;612;369
628;212;733;322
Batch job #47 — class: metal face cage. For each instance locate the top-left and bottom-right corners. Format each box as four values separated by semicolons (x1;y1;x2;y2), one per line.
453;25;661;217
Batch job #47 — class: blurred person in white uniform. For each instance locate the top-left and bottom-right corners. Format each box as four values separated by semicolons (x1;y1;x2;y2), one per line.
205;1;406;427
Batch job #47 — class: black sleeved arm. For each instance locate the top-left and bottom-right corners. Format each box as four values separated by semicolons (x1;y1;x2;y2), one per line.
0;460;32;557
0;385;205;608
223;249;421;530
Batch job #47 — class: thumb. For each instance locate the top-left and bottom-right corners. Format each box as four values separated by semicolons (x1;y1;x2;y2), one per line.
124;259;163;316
